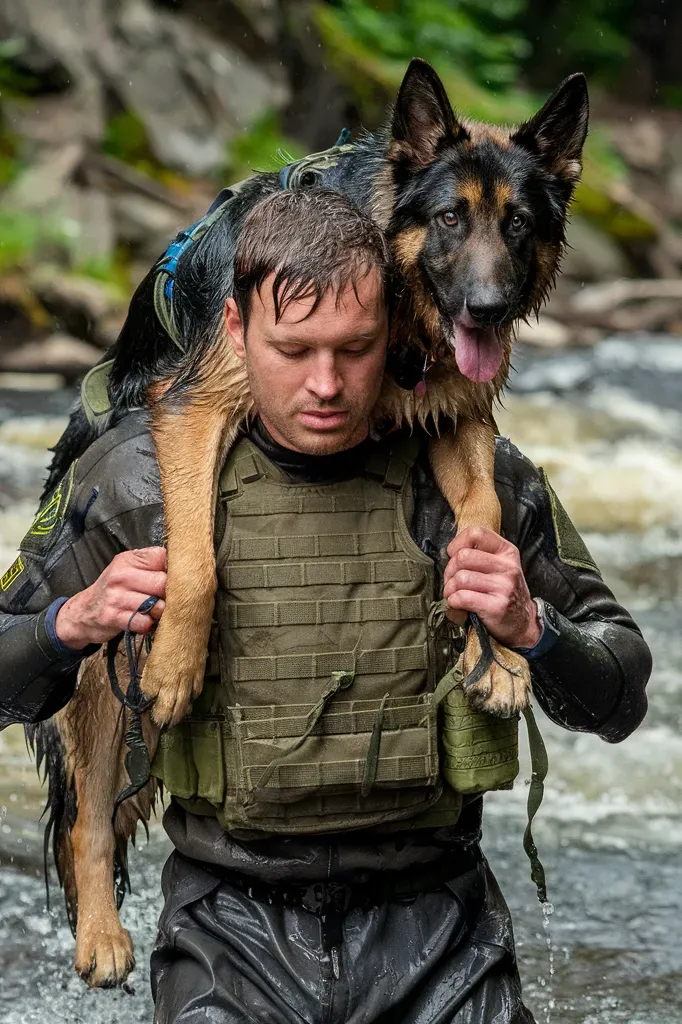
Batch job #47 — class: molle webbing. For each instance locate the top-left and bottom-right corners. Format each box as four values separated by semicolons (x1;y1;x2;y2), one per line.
153;434;449;835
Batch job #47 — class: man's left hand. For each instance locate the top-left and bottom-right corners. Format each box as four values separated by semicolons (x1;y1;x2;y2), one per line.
443;526;541;649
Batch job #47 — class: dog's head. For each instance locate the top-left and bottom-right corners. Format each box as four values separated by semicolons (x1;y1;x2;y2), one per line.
382;59;588;384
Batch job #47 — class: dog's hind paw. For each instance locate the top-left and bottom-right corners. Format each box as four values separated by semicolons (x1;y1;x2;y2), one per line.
75;923;135;989
462;628;531;719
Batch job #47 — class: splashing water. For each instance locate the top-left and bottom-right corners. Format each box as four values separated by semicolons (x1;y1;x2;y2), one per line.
538;901;555;1023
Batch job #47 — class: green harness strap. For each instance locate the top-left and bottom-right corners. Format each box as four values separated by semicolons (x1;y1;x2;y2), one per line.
522;705;549;904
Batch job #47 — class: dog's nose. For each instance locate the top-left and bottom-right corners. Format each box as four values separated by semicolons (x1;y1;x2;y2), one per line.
466;294;509;326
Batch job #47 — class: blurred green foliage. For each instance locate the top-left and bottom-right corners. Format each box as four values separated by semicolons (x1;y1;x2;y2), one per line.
103;111;153;168
222;111;305;182
327;0;530;91
0;39;42;98
0;206;131;290
324;0;637;94
0;208;73;274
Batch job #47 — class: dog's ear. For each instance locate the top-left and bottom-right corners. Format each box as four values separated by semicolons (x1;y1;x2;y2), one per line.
389;58;468;166
511;73;589;183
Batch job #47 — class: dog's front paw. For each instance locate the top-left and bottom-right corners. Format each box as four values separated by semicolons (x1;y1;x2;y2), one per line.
462;628;531;719
141;643;204;729
139;612;208;727
75;920;135;989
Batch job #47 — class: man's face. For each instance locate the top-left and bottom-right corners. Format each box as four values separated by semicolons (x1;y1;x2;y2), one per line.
226;268;388;455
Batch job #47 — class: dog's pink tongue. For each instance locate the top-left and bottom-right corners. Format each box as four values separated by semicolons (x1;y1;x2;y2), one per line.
453;323;503;383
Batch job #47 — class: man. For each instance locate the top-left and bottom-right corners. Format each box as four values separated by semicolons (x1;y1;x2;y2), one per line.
0;189;651;1023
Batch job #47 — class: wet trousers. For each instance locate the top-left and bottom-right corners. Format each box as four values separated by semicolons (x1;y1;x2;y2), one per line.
150;848;535;1024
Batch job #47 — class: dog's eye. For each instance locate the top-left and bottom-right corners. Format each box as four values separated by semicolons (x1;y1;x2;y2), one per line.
509;212;528;233
440;211;458;227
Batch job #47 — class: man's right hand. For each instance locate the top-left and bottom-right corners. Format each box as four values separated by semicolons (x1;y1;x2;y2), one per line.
55;547;167;650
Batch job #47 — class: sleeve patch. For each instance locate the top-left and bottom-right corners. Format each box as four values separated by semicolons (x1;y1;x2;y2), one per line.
0;555;24;591
20;461;79;555
540;468;600;573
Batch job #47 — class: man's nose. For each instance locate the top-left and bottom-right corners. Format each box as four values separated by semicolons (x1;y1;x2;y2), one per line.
306;355;343;400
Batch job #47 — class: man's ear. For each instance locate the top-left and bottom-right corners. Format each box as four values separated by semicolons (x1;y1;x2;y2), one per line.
225;298;246;360
389;58;468;167
511;73;589;184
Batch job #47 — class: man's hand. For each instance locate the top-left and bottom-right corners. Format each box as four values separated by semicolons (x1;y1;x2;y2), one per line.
55;547;167;650
443;526;541;649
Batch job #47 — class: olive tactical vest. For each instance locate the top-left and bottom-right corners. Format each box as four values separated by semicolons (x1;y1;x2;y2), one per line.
151;435;519;837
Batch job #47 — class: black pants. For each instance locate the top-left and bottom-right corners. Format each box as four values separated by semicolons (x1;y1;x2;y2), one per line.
150;848;535;1024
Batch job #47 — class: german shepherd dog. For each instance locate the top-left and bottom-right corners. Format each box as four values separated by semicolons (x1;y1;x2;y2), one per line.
29;59;588;986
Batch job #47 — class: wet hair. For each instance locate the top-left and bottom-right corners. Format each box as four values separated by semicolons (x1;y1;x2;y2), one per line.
232;188;391;332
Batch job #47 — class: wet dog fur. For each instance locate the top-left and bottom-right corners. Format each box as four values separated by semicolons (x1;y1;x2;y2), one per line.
30;58;588;986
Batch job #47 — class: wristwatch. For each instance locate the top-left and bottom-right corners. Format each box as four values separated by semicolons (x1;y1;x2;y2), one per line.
512;597;561;660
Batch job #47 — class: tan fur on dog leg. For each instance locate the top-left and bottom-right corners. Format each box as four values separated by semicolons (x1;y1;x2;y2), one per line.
142;339;252;727
57;645;159;988
429;421;530;718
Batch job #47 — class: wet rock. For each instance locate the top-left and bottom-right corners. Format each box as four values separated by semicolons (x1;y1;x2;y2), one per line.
562;216;631;282
516;316;573;349
0;334;101;378
100;0;288;175
0;372;65;391
0;0;106;146
112;193;183;259
29;269;125;347
1;143;84;212
612;117;665;172
60;187;115;266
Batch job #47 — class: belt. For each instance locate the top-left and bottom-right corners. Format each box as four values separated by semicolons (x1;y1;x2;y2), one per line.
198;844;481;979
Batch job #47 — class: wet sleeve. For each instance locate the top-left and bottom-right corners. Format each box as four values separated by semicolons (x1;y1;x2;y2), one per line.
0;416;165;726
497;439;651;743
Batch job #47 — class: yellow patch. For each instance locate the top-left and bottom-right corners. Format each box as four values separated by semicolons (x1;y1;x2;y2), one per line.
29;461;77;537
0;555;24;591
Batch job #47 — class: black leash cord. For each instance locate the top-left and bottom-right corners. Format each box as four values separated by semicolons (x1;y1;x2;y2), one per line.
107;597;158;820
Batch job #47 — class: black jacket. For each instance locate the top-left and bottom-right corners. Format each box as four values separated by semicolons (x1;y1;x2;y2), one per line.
0;410;651;744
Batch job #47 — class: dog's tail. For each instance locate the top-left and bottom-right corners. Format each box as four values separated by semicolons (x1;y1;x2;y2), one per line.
25;719;81;929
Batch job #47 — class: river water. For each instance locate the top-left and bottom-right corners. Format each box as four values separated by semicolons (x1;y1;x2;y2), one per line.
0;334;680;1023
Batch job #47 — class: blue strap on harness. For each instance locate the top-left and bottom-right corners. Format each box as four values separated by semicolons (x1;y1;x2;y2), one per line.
153;130;354;348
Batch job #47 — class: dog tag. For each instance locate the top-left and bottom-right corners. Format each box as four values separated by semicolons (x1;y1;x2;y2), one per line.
414;379;427;398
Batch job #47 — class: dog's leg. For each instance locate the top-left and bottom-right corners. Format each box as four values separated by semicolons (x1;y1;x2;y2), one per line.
141;344;250;727
59;652;134;987
58;648;159;988
430;419;531;718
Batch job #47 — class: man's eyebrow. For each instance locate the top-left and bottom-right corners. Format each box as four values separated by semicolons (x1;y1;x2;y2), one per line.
264;329;381;346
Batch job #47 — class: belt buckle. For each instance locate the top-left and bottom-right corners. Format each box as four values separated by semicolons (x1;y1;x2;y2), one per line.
300;882;352;915
301;883;326;914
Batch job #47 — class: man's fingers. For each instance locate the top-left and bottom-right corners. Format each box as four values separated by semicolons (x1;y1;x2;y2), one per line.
127;611;156;634
444;550;508;585
446;590;498;617
148;599;165;620
446;526;507;560
452;548;516;575
125;547;167;571
115;569;167;599
444;570;507;598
